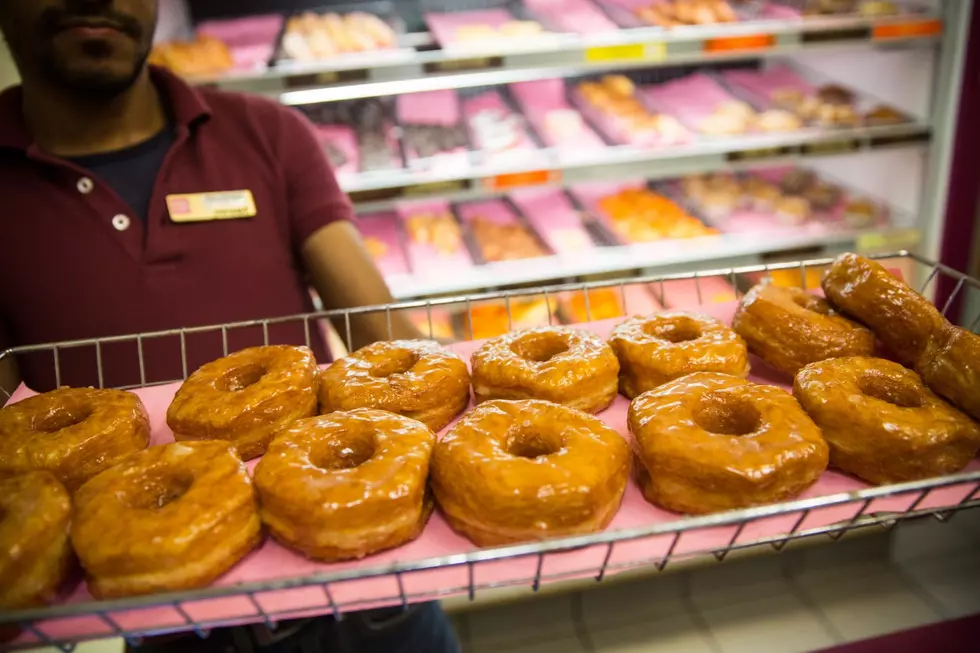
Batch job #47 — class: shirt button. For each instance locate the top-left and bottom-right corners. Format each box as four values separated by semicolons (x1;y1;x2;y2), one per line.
77;177;94;194
112;214;131;231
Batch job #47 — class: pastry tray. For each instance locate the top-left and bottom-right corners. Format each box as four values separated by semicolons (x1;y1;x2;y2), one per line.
2;252;979;651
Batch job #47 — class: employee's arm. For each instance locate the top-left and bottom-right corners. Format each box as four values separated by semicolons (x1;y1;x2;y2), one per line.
303;221;421;350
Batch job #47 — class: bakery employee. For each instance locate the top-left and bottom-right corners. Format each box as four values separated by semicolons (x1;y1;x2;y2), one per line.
0;1;460;652
0;0;423;397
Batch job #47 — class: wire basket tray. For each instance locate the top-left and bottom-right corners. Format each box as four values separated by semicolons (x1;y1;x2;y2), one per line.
1;251;979;652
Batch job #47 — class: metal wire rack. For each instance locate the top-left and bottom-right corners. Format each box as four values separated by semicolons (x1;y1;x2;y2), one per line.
1;251;979;651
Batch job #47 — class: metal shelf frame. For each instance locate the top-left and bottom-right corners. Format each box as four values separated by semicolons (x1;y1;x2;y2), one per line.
2;251;979;652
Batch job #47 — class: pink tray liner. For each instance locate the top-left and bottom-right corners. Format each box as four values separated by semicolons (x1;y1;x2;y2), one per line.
722;65;817;107
196;14;284;70
510;187;597;255
573;85;692;148
312;124;359;178
601;0;799;21
643;73;744;131
10;298;979;644
523;0;620;34
510;80;607;151
461;91;540;156
425;9;518;46
397;90;462;127
455;198;521;227
356;213;410;277
395;200;474;276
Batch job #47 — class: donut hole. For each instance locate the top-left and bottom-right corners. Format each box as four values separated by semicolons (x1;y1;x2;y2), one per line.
858;373;924;408
506;429;564;459
34;406;93;433
792;293;831;315
219;363;267;392
312;434;377;470
694;391;762;436
370;351;418;378
511;334;570;363
645;317;703;343
129;471;194;510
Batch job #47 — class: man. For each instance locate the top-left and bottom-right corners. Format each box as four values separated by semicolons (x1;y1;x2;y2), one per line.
0;1;458;651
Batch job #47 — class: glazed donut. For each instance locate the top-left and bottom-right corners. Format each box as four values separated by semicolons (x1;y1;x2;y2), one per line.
0;472;72;611
822;253;943;365
254;409;435;561
0;387;149;492
732;283;875;378
167;345;318;460
795;357;980;485
609;312;749;398
470;327;619;414
628;373;828;514
71;441;261;598
432;400;629;546
319;340;470;432
917;324;980;421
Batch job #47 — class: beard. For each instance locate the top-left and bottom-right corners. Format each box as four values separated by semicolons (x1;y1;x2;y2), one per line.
38;38;152;99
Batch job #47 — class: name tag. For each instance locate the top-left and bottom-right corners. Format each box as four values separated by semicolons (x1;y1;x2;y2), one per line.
166;191;257;223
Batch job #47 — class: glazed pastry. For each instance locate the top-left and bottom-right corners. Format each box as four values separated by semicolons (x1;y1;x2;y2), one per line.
750;182;781;211
822;253;944;365
795;357;980;484
629;373;828;514
842;198;877;228
0;472;72;613
609;313;749;398
167;345;319;460
432;400;629;546
780;169;817;195
0;387;149;492
755;109;802;132
319;340;470;433
71;441;262;598
254;409;435;560
803;183;841;212
916;324;980;421
471;326;620;414
733;283;875;378
774;196;811;225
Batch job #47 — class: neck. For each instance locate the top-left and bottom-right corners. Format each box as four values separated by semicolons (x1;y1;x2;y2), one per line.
22;67;166;158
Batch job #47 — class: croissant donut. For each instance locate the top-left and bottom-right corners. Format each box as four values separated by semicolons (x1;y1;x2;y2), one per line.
0;387;149;492
628;372;828;514
71;441;262;598
609;312;749;398
319;340;470;432
254;409;435;561
432;399;630;546
167;345;319;460
0;472;72;613
732;283;875;378
822;253;943;365
795;357;980;484
916;324;980;421
471;327;620;414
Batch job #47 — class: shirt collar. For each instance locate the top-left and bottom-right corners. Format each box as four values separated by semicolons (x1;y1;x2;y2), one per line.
0;65;211;152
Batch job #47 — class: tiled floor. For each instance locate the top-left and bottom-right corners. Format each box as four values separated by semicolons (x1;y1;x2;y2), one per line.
450;510;980;653
26;511;980;653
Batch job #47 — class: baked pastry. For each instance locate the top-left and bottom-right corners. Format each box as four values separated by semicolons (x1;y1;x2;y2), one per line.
628;372;828;514
0;387;149;492
733;284;875;377
795;357;980;484
609;313;749;398
319;340;469;432
431;399;629;546
822;253;944;365
71;441;261;598
470;327;619;414
774;196;811;225
842;198;877;228
167;345;319;460
916;324;980;421
254;409;435;561
0;472;72;613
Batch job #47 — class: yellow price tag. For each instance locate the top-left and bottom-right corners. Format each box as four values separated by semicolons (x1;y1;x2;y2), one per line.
856;228;921;252
584;42;666;64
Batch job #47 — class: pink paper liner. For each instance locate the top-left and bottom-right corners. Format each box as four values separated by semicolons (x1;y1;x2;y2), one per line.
643;73;748;134
510;79;607;156
510;187;597;255
197;14;284;71
461;90;545;167
395;200;474;277
523;0;621;34
356;213;410;277
311;124;359;178
425;9;519;46
7;300;978;644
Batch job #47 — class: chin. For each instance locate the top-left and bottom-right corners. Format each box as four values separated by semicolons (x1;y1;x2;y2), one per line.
45;56;147;97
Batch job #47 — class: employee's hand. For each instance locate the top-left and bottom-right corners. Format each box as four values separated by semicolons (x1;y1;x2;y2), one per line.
303;221;422;351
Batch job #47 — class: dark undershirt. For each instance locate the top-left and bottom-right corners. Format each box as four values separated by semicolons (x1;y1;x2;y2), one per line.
69;126;174;222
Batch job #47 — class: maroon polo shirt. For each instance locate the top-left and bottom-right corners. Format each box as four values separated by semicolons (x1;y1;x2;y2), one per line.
0;66;350;391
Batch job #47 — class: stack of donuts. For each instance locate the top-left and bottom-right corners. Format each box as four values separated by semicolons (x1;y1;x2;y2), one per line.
2;252;979;614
